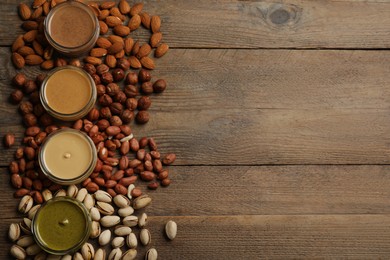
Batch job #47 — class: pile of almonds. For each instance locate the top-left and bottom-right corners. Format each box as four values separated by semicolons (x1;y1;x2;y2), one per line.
5;0;178;259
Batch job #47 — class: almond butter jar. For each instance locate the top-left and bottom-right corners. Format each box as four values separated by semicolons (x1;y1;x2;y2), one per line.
44;0;99;56
40;66;97;121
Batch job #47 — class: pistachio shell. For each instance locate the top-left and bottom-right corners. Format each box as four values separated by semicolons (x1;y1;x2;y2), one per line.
76;188;88;202
20;218;32;234
99;229;111;246
132;194;152;209
9;223;20;242
165;220;177;240
17;235;35;247
126;233;137;249
54;189;66;197
101;215;120;227
114;225;132;236
96;201;115;215
138;213;147;227
90;221;101;238
60;255;72;260
145;248;158;260
28;204;41;220
42;189;53;202
118;206;134;217
108;248;122;260
122;215;138;227
90;207;101;221
94;248;106;260
34;251;48;259
26;243;42;255
19;195;33;214
140;228;151;246
81;242;94;260
10;245;26;259
66;184;78;198
73;252;83;260
47;255;61;260
122;249;137;260
113;194;131;208
112;236;125;248
83;194;95;210
94;190;112;203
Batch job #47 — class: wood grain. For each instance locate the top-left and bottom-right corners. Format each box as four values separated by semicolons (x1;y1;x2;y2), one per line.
1;1;390;48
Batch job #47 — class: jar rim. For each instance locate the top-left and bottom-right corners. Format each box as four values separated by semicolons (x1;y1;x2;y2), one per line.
31;196;91;255
38;128;97;185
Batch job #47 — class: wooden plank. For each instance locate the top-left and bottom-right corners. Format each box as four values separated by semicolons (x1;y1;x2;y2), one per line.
1;1;390;48
2;214;390;258
2;165;390;217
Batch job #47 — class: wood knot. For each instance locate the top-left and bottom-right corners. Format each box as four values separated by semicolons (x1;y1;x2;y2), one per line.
259;3;302;28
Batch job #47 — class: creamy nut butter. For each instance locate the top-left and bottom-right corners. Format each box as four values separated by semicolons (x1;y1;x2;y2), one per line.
44;0;99;56
38;129;97;185
32;197;91;255
40;66;96;121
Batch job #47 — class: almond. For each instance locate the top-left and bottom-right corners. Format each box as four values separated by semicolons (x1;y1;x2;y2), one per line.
108;35;124;45
43;46;53;60
110;7;125;21
100;1;116;9
155;43;169;58
140;12;151;29
131;40;140;55
40;60;54;70
31;7;43;20
99;21;109;35
106;16;122;27
140;57;155;70
128;14;141;31
98;9;110;21
151;16;161;33
23;30;38;43
43;2;50;16
25;54;43;65
85;56;103;66
115;49;125;59
113;25;130;37
22;21;38;31
150;32;162;48
105;55;117;68
12;53;25;69
17;46;35;57
108;42;124;54
137;44;151;59
124;38;134;55
33;0;46;8
119;0;130;14
129;56;141;69
96;37;112;49
19;3;31;20
89;5;100;17
12;35;25;52
32;41;44;56
130;3;143;16
91;48;108;57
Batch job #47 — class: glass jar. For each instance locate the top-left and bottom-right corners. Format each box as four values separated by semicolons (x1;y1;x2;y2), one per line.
38;128;97;185
40;66;97;121
31;197;91;255
44;0;99;56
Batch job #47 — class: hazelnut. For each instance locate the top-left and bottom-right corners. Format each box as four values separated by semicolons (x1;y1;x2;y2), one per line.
10;89;23;103
120;109;134;123
135;111;149;124
114;91;127;104
4;133;15;148
29;91;40;104
96;84;106;96
96;64;110;75
84;63;96;75
110;115;123;126
125;98;138;110
124;85;138;98
101;72;113;84
100;107;112;119
96;119;110;131
141;82;153;95
125;72;138;85
137;96;151;110
109;102;123;115
112;68;125;82
106;83;120;96
69;59;81;67
39;113;53;127
117;58;130;70
120;125;132;135
153;79;167;93
55;58;67;67
35;74;47;86
161;178;171;187
91;74;101;85
88;108;100;121
23;80;37;94
139;137;148;148
19;101;33;115
33;103;45;117
13;73;26;87
138;69;151;82
98;94;113;106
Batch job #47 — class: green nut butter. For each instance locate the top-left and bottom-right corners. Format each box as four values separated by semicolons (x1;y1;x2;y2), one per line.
32;197;91;255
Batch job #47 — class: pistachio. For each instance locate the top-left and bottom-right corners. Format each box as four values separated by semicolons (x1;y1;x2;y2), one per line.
122;215;138;227
10;245;26;259
145;248;158;260
81;242;95;260
138;213;148;228
42;189;53;202
101;215;120;227
20;218;32;234
94;248;106;260
132;194;152;209
118;206;134;217
19;195;33;213
90;207;101;221
122;249;137;260
90;221;101;238
76;188;88;202
26;243;42;255
126;233;137;249
54;189;66;197
94;190;112;203
99;229;111;246
97;201;115;215
84;194;95;210
108;248;122;260
165;220;177;240
73;252;83;260
140;228;151;246
9;223;20;242
113;194;130;208
28;204;41;220
112;236;125;248
60;255;72;260
17;235;34;247
114;225;132;236
127;184;135;199
66;184;78;198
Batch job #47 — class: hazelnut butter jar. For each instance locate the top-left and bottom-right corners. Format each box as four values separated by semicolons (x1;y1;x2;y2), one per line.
44;0;99;56
31;197;91;255
38;128;97;185
40;66;97;121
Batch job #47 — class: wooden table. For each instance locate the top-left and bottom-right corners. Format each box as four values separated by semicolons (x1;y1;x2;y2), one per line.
1;0;390;259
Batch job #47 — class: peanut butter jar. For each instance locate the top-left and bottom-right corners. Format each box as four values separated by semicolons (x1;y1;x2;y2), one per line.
38;128;97;185
40;66;97;121
44;0;99;56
